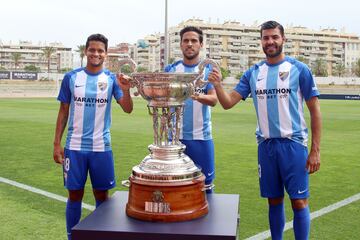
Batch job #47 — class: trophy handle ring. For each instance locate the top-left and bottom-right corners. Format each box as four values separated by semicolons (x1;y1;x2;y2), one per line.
118;58;137;73
195;58;220;88
118;58;141;96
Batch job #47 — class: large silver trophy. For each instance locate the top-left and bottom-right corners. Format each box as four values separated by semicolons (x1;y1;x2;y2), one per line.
120;58;219;222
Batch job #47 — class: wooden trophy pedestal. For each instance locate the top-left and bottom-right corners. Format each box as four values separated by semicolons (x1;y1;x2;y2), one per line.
126;175;208;222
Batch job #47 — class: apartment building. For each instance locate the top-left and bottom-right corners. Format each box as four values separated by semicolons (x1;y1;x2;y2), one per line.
168;19;360;76
0;41;73;72
68;18;359;76
285;26;360;75
132;34;163;72
106;43;133;73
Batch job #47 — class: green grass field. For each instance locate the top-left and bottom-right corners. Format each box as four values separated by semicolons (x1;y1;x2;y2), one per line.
0;97;359;239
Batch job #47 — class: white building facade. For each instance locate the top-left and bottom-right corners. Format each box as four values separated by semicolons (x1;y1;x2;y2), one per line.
0;41;73;72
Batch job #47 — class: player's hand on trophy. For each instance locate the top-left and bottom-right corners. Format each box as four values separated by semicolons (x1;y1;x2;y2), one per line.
53;144;64;164
191;92;200;101
207;67;222;87
117;73;132;91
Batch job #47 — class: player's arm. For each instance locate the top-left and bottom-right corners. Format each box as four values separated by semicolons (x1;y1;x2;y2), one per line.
305;96;322;174
192;67;219;106
192;88;218;107
53;102;69;164
116;73;133;113
207;67;243;109
217;89;242;110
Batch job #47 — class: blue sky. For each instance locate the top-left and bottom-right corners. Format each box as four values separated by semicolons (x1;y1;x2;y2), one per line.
1;0;359;49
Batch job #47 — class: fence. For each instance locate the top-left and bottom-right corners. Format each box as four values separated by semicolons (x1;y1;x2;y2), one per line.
1;75;359;98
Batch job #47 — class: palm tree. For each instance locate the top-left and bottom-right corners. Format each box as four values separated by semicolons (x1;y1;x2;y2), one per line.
312;58;328;77
352;59;360;77
334;62;346;77
11;52;22;70
76;45;86;67
42;46;56;73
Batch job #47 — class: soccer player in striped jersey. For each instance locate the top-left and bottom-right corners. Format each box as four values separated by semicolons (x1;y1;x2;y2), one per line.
165;26;222;193
53;34;133;240
208;21;322;240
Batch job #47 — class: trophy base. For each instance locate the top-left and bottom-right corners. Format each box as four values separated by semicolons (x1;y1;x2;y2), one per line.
126;175;208;222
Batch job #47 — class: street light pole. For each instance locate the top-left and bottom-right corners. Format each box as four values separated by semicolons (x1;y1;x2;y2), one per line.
164;0;168;66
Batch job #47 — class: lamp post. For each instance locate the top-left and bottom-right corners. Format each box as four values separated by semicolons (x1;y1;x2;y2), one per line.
164;0;168;66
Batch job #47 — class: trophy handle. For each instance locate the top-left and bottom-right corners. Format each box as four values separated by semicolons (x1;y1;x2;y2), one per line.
195;58;220;88
121;180;130;188
202;183;215;192
118;58;141;96
118;58;137;73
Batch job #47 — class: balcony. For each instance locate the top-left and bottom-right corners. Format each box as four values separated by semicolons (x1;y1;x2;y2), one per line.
228;59;241;64
219;51;236;57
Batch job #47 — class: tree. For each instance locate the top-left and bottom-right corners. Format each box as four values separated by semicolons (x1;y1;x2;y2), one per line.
76;45;86;67
352;59;360;77
60;68;73;73
136;66;148;72
42;46;56;73
235;72;244;80
168;57;175;64
220;67;230;79
24;65;40;72
333;62;346;77
120;65;133;74
295;55;309;65
11;52;22;70
312;58;328;77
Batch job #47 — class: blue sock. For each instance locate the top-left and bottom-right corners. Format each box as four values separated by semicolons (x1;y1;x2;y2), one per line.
96;199;105;208
269;203;285;240
66;200;82;240
293;206;310;240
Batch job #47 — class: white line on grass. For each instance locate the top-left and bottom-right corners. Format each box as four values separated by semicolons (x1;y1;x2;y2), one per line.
246;193;360;240
0;176;95;211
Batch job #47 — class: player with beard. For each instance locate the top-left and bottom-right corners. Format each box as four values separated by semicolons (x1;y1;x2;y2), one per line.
164;26;221;193
208;21;322;240
53;33;133;240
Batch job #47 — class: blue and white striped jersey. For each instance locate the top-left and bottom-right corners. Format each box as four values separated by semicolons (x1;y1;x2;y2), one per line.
57;68;123;152
235;56;319;146
165;60;214;140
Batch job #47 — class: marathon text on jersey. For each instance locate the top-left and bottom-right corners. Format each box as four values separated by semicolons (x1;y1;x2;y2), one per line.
255;88;291;95
73;96;108;104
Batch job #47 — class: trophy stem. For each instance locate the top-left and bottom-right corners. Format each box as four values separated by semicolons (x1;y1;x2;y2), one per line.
148;105;183;148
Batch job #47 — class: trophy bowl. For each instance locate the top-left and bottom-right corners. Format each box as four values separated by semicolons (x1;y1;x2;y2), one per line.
131;72;200;107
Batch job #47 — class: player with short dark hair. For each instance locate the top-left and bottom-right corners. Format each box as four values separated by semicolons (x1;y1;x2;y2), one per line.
208;21;322;240
53;33;133;240
165;26;221;192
